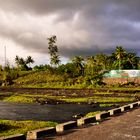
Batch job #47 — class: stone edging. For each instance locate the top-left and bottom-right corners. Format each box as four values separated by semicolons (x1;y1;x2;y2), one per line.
0;134;26;140
1;101;140;140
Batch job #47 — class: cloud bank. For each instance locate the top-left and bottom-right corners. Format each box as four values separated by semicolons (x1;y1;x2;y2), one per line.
0;0;140;65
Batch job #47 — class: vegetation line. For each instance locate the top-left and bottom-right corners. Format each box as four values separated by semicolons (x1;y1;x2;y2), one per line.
0;45;140;88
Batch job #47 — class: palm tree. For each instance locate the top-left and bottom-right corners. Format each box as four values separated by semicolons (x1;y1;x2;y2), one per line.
115;46;126;70
86;56;96;75
50;54;61;67
0;65;2;71
15;55;34;70
47;35;60;66
137;57;140;69
48;35;57;44
125;52;136;69
26;56;35;67
15;55;26;68
48;45;58;56
113;51;140;69
95;54;108;71
106;53;116;70
72;56;84;76
15;55;20;68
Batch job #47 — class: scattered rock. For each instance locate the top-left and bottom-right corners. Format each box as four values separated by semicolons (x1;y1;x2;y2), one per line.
72;113;84;119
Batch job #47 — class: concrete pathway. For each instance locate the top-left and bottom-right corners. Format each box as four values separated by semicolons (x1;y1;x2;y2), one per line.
51;108;140;140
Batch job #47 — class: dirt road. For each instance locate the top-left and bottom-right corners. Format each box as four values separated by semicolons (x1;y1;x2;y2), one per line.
52;108;140;140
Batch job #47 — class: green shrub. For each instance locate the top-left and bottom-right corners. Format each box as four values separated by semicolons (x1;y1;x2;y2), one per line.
2;69;19;86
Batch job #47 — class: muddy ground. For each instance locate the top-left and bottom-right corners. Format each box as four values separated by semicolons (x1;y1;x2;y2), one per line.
0;87;140;95
0;87;139;106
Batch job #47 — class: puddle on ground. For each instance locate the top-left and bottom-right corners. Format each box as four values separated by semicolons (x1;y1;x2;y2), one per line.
0;102;111;122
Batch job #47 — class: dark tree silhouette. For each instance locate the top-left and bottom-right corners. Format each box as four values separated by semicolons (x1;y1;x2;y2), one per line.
47;35;61;67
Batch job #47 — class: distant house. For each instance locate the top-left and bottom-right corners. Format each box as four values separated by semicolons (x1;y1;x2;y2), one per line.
104;70;140;78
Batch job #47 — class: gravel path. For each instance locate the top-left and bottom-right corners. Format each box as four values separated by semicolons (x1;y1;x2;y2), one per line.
52;108;140;140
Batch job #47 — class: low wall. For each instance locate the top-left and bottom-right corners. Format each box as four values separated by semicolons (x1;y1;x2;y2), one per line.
27;127;56;140
56;121;77;133
0;134;26;140
77;116;96;126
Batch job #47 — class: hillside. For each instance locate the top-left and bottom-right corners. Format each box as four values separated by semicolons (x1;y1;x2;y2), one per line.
12;71;86;88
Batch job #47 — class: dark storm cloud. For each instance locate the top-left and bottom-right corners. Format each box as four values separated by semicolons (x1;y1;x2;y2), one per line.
60;44;102;58
0;0;88;15
0;0;140;60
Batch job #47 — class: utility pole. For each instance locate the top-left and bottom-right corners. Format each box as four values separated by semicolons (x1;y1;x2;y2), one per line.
4;46;7;67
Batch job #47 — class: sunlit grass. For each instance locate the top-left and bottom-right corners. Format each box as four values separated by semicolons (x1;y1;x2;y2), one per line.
3;95;35;103
94;92;114;95
85;111;101;117
61;97;135;103
0;92;136;104
0;120;57;137
99;104;115;107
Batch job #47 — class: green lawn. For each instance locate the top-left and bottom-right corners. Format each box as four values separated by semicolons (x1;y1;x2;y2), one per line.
0;120;57;137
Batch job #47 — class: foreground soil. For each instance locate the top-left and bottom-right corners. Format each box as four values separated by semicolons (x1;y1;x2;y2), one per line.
51;108;140;140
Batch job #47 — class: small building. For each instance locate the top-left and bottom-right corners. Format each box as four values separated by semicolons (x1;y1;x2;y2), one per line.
104;70;140;78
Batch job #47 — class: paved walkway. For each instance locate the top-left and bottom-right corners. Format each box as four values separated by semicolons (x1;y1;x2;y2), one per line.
51;108;140;140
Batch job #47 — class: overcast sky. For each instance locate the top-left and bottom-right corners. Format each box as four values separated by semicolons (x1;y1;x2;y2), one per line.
0;0;140;66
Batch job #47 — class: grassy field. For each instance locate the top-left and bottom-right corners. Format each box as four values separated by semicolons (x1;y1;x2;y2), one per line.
62;97;135;103
0;120;57;137
0;92;136;104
